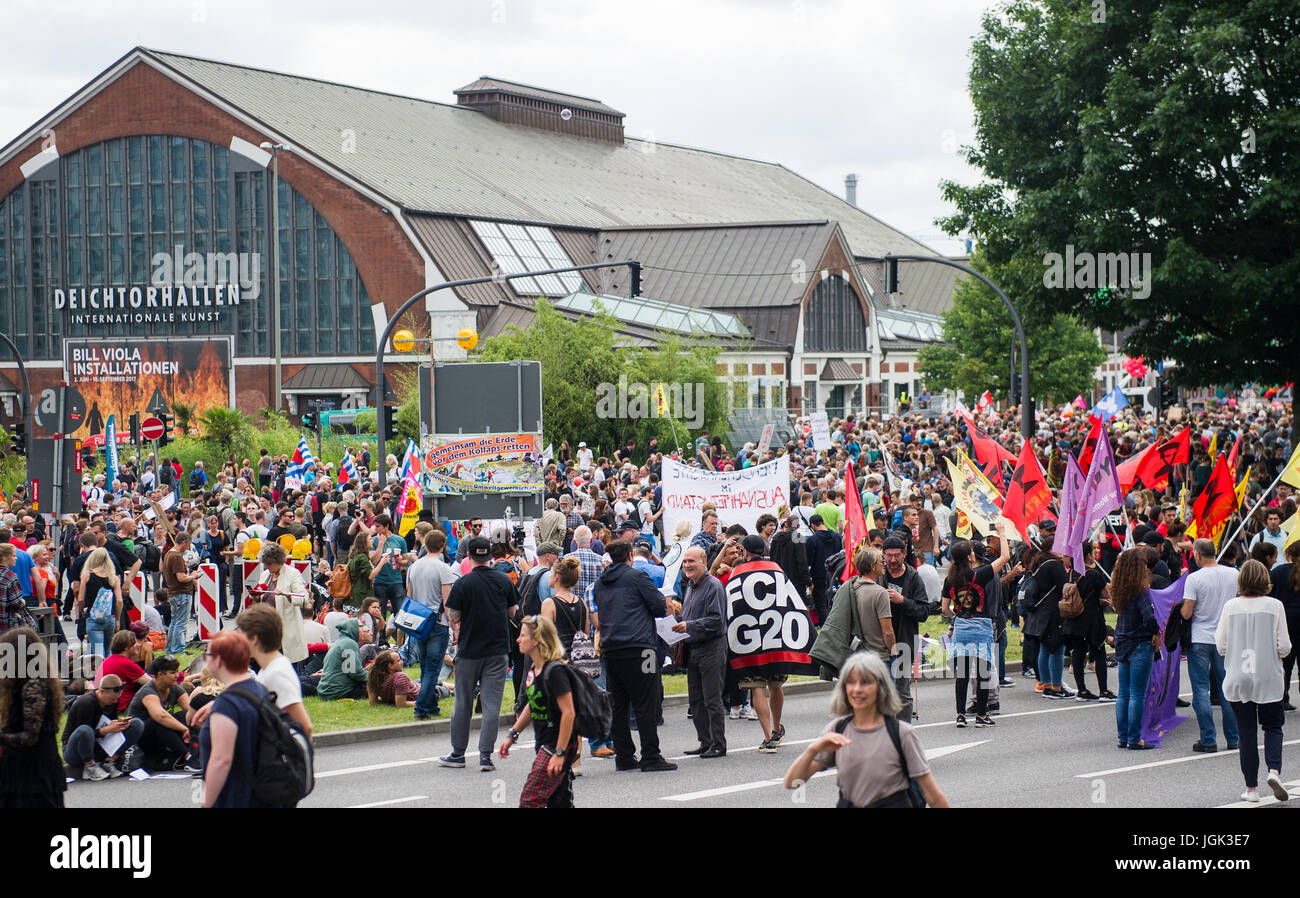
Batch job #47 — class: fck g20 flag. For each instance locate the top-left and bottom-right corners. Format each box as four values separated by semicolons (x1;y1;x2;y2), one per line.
725;559;815;678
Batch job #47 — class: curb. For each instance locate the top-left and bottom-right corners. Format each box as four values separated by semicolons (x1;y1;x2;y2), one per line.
311;678;837;748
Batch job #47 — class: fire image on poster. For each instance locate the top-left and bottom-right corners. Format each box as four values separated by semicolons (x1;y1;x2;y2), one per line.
725;559;815;678
422;434;544;494
63;338;233;439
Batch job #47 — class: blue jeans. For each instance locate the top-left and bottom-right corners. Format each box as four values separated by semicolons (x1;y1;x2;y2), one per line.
1116;643;1154;745
86;620;113;659
167;593;192;653
1187;642;1239;747
374;580;405;621
1037;642;1065;687
924;552;935;566
415;622;450;718
63;719;146;768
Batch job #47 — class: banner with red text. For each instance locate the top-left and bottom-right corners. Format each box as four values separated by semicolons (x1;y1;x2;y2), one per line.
421;433;544;494
661;454;791;540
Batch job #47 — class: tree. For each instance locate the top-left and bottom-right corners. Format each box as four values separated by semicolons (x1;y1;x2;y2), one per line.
938;0;1300;385
197;406;252;452
917;252;1106;403
474;300;728;450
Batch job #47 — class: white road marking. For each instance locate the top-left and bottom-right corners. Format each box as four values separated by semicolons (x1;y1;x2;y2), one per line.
347;794;428;808
659;740;987;801
316;757;439;779
1076;739;1300;779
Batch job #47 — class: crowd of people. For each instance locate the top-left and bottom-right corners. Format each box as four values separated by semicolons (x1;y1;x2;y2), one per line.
0;387;1295;808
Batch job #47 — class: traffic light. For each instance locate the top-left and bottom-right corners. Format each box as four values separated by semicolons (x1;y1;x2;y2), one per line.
383;405;398;437
302;411;318;430
158;411;174;448
1159;381;1177;410
1010;372;1022;403
129;411;141;445
8;417;25;456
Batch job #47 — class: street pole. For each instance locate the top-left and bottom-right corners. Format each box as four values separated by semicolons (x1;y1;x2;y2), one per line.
261;142;287;413
374;261;641;475
0;331;32;492
873;254;1033;440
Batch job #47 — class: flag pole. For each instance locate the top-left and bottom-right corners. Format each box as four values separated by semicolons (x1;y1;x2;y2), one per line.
1215;466;1288;561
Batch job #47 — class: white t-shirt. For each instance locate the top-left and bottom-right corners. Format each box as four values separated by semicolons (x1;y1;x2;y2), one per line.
256;653;303;709
139;603;165;632
576;448;594;469
1185;564;1240;645
614;500;631;523
638;499;655;535
300;619;330;645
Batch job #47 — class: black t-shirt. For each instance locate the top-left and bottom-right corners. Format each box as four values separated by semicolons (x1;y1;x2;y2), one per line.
446;566;516;660
524;661;573;749
946;563;996;619
126;681;185;722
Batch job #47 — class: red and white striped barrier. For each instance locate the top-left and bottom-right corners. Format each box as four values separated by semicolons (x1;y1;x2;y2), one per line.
129;572;147;609
241;559;312;609
196;562;220;640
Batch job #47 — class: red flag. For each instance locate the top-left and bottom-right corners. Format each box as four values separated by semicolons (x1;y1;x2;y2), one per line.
957;406;1017;471
1077;416;1103;472
1003;439;1053;544
1116;445;1152;494
1193;455;1237;538
1134;427;1190;493
976;390;993;412
841;466;871;583
1226;433;1242;471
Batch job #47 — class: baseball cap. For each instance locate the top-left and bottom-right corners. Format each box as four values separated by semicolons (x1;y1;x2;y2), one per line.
616;521;639;535
882;535;907;551
536;541;562;556
579;442;587;448
632;536;653;551
741;534;766;556
465;537;491;559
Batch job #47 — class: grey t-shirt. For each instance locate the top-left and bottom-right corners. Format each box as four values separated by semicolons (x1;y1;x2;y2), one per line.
851;579;894;658
407;554;459;620
1186;564;1240;645
813;717;930;808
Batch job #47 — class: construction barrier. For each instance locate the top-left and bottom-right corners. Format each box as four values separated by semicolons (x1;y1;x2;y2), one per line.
195;562;220;640
240;559;312;609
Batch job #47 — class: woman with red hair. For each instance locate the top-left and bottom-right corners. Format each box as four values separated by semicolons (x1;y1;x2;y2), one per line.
198;631;273;808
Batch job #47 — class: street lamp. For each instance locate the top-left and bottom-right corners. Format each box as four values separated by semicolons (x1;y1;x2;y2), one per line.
259;142;291;412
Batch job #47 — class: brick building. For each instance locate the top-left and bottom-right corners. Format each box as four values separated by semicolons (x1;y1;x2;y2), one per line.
0;47;954;433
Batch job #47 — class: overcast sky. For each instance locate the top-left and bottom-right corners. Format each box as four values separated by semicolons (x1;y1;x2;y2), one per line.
1;0;988;254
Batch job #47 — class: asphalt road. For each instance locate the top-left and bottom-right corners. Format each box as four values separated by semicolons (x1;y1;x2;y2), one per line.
64;658;1300;809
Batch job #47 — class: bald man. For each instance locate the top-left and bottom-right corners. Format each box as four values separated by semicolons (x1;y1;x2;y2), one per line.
674;546;728;758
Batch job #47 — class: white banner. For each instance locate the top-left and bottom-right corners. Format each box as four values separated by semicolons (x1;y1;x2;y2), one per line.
661;455;791;541
809;412;832;452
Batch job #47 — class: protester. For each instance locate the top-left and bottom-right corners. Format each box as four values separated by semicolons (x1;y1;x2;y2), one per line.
1216;560;1291;802
406;529;457;720
198;631;280;808
783;651;949;808
942;529;1011;728
1182;538;1241;752
0;627;67;807
62;673;145;780
1063;540;1114;701
1111;550;1160;750
499;615;579;807
237;604;313;740
675;546;728;758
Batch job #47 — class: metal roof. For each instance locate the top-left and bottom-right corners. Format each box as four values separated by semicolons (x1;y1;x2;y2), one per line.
122;49;953;313
452;77;623;116
820;359;860;382
282;364;371;391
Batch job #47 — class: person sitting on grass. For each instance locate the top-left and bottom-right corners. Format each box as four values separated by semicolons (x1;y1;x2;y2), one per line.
306;617;369;700
367;649;421;708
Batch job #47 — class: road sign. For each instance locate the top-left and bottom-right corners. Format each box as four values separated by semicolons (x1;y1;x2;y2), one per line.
140;416;165;441
147;387;169;415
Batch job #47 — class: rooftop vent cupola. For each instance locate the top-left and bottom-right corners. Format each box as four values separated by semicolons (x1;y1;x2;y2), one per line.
453;77;625;143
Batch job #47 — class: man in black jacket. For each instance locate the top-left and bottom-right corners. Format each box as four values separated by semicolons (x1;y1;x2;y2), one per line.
591;539;676;772
769;514;812;604
879;535;930;721
673;547;728;758
805;514;842;625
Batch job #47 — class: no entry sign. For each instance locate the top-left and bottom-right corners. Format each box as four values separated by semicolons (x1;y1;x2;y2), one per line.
140;416;165;441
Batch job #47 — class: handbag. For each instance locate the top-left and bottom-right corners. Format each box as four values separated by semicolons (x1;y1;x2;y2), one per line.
393;597;436;640
1058;577;1084;619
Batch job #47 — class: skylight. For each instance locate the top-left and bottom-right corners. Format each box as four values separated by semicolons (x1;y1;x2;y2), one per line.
469;221;585;296
553;292;749;338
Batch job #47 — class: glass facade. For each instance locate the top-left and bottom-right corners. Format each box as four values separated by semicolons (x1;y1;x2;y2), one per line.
0;135;375;360
803;275;868;353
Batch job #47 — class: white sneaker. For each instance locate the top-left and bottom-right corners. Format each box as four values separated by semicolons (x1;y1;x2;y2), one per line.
1267;772;1289;801
741;704;759;721
101;759;125;779
728;707;741;720
1240;790;1260;803
82;761;110;782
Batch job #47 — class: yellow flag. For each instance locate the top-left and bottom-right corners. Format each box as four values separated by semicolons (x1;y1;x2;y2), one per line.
1208;432;1218;463
653;383;670;417
397;472;421;536
1281;444;1300;489
1283;512;1300;551
945;456;1007;538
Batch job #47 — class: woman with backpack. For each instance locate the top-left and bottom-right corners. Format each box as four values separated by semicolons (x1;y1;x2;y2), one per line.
198;630;277;808
1062;540;1114;702
77;547;123;660
499;615;579;808
541;557;588;657
942;530;1011;728
783;651;949;808
1021;543;1070;699
1111;549;1160;750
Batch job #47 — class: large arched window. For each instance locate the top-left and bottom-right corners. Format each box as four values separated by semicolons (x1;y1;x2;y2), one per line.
803;275;869;352
0;135;375;360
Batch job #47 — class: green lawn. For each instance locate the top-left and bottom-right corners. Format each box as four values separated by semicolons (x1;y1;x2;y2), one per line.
919;613;1119;669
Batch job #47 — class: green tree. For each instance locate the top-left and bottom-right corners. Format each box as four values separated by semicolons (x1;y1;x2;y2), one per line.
197;406;253;454
938;0;1300;385
917;252;1106;403
474;300;728;450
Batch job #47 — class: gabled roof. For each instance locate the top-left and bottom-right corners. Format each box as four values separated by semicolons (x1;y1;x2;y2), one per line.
453;77;623;116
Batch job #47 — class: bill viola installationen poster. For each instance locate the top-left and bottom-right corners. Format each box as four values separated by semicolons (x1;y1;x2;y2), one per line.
62;337;233;440
421;434;545;494
660;455;791;539
725;559;815;677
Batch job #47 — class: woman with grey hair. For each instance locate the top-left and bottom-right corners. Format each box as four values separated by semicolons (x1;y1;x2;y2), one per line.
783;651;949;808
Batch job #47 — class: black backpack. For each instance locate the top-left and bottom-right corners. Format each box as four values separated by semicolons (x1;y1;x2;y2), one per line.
160;465;174;486
135;540;162;573
543;661;612;740
335;515;355;552
832;714;925;808
623;501;643;532
825;550;846;584
226;686;315;806
518;567;547;618
189;469;205;490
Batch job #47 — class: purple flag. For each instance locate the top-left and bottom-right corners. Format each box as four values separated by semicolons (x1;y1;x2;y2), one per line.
1057;453;1087;572
1077;429;1122;538
1142;574;1190;747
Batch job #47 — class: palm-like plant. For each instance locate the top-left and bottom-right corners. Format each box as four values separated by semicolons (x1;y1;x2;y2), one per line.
197;406;251;451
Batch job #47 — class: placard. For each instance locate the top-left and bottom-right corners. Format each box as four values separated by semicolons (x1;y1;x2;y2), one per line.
661;454;790;539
